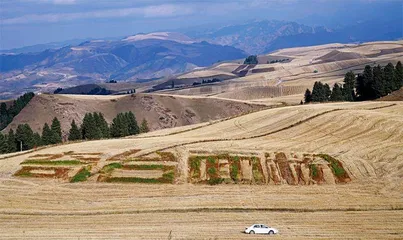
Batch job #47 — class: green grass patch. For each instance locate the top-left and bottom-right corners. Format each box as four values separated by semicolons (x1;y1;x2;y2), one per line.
316;154;347;178
310;164;318;178
21;160;82;165
70;166;91;183
251;157;265;184
101;162;123;174
189;156;203;179
229;156;240;182
106;170;175;184
206;156;222;185
17;172;33;177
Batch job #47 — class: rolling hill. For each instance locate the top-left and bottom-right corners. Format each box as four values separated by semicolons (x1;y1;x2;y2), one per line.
160;41;403;105
0;100;402;239
2;93;266;139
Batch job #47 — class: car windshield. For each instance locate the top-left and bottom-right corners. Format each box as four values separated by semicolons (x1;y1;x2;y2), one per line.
262;225;268;228
254;225;260;228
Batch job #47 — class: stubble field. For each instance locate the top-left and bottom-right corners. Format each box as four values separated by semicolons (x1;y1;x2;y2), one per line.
0;101;402;239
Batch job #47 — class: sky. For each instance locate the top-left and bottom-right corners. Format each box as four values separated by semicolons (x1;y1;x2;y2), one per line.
0;0;402;50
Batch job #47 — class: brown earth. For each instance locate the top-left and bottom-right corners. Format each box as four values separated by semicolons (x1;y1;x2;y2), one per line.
2;93;266;138
379;87;403;101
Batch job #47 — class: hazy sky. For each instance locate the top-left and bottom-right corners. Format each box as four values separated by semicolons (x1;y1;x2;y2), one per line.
0;0;401;49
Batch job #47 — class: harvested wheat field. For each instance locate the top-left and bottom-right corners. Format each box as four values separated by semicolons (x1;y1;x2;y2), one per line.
0;101;403;239
164;41;403;102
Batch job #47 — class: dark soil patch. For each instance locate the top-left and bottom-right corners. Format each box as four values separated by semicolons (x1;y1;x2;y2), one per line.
275;152;296;185
14;166;70;179
294;164;306;185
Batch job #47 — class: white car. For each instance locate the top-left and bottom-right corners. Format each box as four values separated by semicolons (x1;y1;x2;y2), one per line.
244;224;279;235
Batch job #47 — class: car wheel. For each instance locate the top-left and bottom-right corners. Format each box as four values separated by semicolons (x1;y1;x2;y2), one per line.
249;230;255;234
268;230;274;235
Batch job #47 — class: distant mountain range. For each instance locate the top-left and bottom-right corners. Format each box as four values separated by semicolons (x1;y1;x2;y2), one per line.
0;32;246;99
187;19;402;54
0;18;401;99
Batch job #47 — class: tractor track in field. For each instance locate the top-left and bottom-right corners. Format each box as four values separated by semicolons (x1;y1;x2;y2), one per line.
136;109;343;157
135;103;398;158
1;207;402;216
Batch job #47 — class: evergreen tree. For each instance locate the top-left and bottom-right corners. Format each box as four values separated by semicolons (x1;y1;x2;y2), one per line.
311;81;326;102
304;89;312;103
358;65;374;100
0;103;7;116
81;113;97;140
0;92;35;131
15;124;35;151
91;113;103;140
244;55;258;64
342;71;356;101
324;83;331;101
41;123;53;145
0;132;8;154
372;65;386;99
384;63;396;93
140;118;150;133
110;115;121;138
7;129;17;153
68;120;82;141
51;117;62;143
395;61;403;89
330;83;343;101
97;113;110;138
126;111;139;135
33;132;42;147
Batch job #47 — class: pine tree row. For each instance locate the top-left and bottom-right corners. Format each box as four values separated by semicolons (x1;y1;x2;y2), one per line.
0;111;149;154
0;92;35;131
304;61;403;103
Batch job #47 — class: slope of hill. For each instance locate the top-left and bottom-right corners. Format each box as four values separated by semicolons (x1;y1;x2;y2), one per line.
2;93;266;138
379;87;403;101
0;101;402;239
0;34;246;99
160;41;403;104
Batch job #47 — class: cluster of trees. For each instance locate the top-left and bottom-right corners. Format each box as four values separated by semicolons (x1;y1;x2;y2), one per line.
69;111;149;140
108;80;117;83
0;92;35;130
267;58;289;64
192;78;221;86
0;112;150;154
0;117;61;154
244;55;258;65
305;61;403;103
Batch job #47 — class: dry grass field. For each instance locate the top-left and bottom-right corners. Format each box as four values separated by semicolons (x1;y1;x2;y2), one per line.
3;93;266;137
1;100;402;239
164;41;403;102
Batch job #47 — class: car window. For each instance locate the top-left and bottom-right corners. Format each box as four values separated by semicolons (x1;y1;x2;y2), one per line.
254;225;260;228
262;225;268;228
